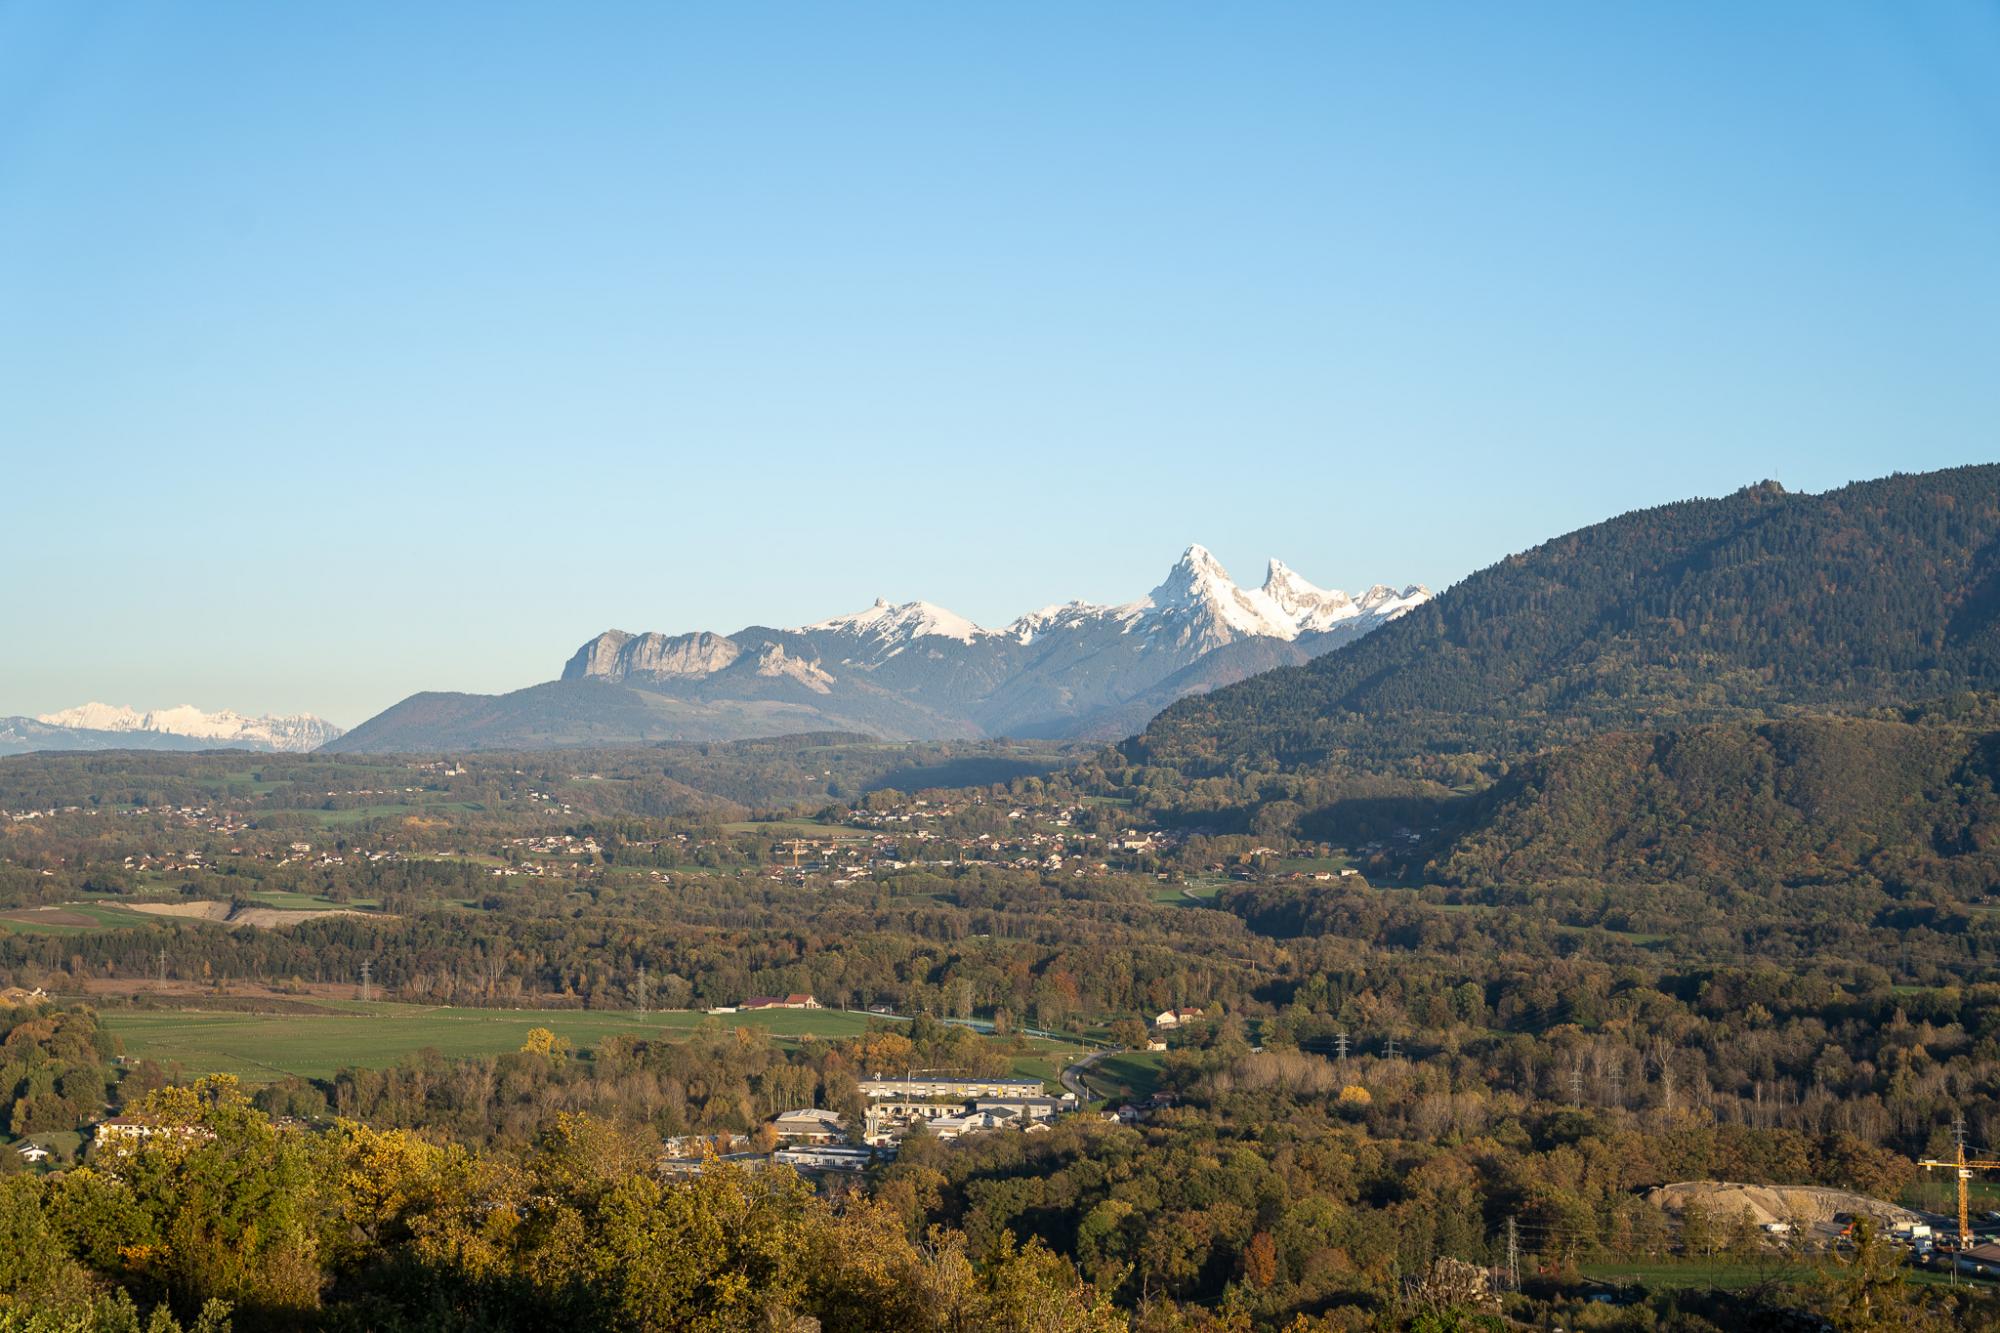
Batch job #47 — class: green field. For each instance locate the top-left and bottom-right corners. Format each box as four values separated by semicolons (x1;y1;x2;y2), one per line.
100;1003;886;1083
1079;1050;1165;1103
1579;1257;1973;1295
0;902;164;935
0;1129;84;1168
1152;881;1224;906
1579;1260;1807;1291
302;801;485;826
1005;1037;1092;1091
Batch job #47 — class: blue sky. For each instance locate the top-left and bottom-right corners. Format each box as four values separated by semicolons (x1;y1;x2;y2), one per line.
3;3;1997;724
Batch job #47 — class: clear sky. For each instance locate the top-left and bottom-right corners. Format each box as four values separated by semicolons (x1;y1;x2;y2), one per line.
3;3;1997;725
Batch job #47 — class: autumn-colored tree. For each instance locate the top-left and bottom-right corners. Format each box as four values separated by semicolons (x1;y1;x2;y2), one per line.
1242;1230;1278;1289
1109;1019;1150;1050
519;1027;570;1060
67;1076;328;1316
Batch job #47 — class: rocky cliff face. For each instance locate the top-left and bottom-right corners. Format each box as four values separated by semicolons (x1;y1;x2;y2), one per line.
564;630;743;682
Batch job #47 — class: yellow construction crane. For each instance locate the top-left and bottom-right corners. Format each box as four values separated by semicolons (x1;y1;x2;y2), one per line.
1918;1117;2000;1249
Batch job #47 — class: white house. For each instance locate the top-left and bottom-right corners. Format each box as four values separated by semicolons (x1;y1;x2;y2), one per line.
927;1110;1012;1140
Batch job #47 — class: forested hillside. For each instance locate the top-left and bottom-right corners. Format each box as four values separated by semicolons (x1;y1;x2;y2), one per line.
1420;712;2000;897
1129;466;2000;784
7;720;2000;1326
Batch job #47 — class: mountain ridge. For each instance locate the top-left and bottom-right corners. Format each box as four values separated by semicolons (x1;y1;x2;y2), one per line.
1125;465;2000;789
2;703;343;757
331;548;1428;753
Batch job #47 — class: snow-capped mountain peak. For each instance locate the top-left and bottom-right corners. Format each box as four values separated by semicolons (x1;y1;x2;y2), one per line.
542;546;1432;743
1262;560;1360;631
1354;583;1432;616
36;702;147;732
1263;558;1343;609
30;702;343;753
802;598;986;645
1145;545;1305;643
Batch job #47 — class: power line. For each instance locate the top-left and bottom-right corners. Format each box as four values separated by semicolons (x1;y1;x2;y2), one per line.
359;958;373;1003
636;963;649;1015
1569;1066;1585;1109
1334;1031;1349;1062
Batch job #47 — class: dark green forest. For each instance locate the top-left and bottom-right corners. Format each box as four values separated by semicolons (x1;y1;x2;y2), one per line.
1130;467;2000;784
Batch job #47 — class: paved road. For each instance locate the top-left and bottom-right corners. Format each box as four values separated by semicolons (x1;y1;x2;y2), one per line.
1061;1046;1121;1101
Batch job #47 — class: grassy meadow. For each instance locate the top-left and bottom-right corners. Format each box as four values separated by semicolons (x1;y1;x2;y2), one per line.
98;1003;890;1084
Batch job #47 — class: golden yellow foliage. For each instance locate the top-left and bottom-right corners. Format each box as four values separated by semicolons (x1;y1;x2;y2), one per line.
520;1027;570;1058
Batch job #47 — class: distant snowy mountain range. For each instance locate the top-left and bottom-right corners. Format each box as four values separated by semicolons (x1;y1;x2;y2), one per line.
329;547;1430;753
0;704;343;756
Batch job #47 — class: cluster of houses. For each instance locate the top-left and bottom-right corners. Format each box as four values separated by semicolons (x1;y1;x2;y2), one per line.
764;796;1190;886
660;1074;1085;1179
1101;1090;1178;1125
2;807;74;822
503;832;605;860
90;1116;213;1158
854;1075;1077;1145
4;1114;217;1173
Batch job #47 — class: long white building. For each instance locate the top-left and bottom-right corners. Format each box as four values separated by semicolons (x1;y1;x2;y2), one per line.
858;1076;1049;1100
